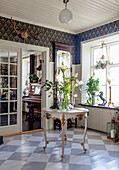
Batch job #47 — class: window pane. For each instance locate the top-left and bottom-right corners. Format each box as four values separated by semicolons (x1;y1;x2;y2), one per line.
10;101;17;113
10;65;17;76
97;86;107;104
0;115;8;126
0;63;8;75
109;67;119;85
10;52;18;64
94;47;106;66
0;102;8;113
110;44;119;64
94;69;106;85
10;114;17;125
0;50;8;63
111;86;119;106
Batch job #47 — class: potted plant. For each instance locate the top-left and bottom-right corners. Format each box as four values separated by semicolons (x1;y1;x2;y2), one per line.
85;76;100;105
29;73;38;83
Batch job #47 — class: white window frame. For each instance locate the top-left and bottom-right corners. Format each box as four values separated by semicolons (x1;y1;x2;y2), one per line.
91;41;119;104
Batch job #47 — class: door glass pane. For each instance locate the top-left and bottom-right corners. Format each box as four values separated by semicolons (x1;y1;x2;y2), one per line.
0;115;8;126
0;77;8;88
10;89;17;100
0;50;8;63
0;89;9;100
10;101;17;113
0;63;8;75
10;65;17;76
0;102;8;113
10;114;17;125
10;52;18;64
10;77;17;88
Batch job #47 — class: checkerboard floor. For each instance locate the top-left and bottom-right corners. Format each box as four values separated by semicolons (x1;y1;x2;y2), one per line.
0;128;119;170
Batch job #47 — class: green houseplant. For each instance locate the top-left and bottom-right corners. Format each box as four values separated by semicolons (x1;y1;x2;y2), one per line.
86;76;100;105
29;73;38;83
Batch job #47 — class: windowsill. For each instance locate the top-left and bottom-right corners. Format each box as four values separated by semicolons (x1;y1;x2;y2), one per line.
78;103;118;110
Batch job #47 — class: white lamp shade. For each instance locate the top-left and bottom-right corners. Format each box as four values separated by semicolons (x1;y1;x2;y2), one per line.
59;9;73;24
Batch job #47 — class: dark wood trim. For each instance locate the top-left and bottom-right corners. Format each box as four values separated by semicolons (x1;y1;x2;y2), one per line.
78;103;118;110
54;42;74;82
30;54;35;75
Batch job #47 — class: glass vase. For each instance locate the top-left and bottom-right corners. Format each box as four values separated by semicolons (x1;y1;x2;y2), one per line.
59;93;70;111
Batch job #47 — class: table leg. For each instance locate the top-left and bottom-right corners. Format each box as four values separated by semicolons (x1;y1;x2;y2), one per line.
43;112;47;150
81;113;87;152
61;114;65;160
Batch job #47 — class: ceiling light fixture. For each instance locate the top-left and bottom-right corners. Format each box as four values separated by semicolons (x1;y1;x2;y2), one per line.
59;0;73;24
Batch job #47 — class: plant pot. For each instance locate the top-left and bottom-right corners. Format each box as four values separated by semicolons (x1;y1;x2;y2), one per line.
92;95;95;105
33;79;38;83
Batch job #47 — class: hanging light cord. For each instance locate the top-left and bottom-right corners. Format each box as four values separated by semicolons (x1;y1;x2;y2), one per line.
63;0;69;9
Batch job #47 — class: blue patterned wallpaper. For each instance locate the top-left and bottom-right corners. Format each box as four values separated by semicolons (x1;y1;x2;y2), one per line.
0;16;119;64
0;17;75;63
75;20;119;64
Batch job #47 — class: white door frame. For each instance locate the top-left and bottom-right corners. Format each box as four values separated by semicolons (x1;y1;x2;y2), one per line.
0;39;50;134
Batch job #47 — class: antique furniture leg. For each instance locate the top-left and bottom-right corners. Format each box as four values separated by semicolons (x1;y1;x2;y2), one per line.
81;113;87;152
43;111;47;150
61;114;65;160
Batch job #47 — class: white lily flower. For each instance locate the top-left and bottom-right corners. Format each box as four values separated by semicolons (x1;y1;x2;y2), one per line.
74;73;78;78
74;93;78;98
76;79;84;86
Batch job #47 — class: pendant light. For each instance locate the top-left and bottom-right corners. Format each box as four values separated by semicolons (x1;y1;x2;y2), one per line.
59;0;73;24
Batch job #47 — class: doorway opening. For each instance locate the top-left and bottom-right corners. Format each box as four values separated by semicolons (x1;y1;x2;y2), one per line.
22;49;43;132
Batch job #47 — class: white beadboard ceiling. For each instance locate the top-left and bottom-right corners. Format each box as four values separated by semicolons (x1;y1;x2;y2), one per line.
0;0;119;34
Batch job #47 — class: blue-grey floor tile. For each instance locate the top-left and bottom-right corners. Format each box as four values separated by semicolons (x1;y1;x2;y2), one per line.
49;154;70;163
89;144;106;150
108;151;119;157
0;145;19;152
69;164;92;170
23;141;40;146
8;153;31;161
34;147;53;154
21;162;46;170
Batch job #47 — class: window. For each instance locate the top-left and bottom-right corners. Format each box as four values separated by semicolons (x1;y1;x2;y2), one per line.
91;43;119;106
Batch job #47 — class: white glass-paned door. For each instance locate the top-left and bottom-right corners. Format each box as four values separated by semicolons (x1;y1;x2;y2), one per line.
0;47;21;135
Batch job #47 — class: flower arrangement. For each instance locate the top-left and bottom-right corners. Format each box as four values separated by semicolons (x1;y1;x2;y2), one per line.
42;63;83;110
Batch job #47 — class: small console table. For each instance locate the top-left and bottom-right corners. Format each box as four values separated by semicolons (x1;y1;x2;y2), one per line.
42;107;89;160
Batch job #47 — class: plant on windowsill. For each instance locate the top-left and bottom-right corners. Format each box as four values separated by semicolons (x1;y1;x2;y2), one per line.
29;73;38;83
85;76;100;105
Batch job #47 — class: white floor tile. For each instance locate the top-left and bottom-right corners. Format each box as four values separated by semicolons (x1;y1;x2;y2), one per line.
28;153;50;162
15;146;37;153
69;155;91;165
